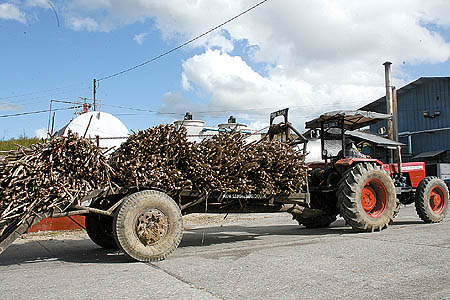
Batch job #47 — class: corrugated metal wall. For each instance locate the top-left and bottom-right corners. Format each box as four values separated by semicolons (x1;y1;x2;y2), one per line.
367;77;450;161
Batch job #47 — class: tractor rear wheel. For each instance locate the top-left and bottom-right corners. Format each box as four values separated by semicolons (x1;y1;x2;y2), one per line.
337;163;397;232
414;176;449;223
113;190;183;262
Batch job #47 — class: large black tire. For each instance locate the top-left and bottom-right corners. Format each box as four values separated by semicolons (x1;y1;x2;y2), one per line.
295;214;337;228
295;192;337;228
85;197;118;249
113;190;183;262
414;176;449;223
337;163;397;232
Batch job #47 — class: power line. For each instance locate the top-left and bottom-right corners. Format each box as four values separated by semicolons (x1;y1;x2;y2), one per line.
0;106;80;118
97;0;269;82
103;99;375;117
102;104;182;115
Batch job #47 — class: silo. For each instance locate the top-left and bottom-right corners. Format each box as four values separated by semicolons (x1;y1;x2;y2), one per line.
57;111;129;151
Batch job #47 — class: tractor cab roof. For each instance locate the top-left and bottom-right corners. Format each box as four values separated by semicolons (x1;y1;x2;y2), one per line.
305;110;391;131
345;130;403;148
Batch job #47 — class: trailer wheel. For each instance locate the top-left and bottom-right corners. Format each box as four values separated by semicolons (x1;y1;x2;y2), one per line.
113;190;183;262
85;197;118;249
414;176;449;223
337;163;397;232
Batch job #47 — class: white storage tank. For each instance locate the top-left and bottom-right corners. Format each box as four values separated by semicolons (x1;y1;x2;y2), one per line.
173;113;217;143
174;113;261;144
57;111;129;151
218;116;261;144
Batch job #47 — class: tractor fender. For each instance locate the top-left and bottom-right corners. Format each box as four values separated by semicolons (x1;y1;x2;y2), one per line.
334;158;383;174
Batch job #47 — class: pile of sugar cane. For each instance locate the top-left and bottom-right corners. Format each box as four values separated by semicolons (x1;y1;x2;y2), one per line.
0;124;308;236
110;124;308;195
0;133;113;236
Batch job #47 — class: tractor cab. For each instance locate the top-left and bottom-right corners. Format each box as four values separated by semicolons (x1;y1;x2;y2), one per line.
305;110;392;163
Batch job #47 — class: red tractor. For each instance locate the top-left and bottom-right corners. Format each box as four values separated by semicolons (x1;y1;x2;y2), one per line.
271;109;449;231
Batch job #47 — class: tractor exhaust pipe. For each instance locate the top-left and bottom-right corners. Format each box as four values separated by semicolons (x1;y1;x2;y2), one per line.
383;61;395;141
383;61;402;170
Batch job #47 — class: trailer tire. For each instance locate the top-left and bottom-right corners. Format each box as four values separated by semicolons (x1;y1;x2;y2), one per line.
337;163;397;232
85;197;118;249
85;214;117;249
113;190;183;262
415;176;449;223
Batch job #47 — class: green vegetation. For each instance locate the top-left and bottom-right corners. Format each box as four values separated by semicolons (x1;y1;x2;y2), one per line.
0;138;42;152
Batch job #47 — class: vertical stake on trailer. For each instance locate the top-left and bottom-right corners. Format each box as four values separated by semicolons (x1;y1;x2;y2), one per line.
47;100;53;139
51;112;55;137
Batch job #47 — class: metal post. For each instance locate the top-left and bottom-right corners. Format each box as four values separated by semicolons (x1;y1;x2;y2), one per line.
47;100;53;139
392;86;399;142
408;135;412;155
93;79;97;111
384;62;394;140
384;61;394;164
50;112;55;137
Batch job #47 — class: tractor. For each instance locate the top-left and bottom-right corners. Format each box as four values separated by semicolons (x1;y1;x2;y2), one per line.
270;109;449;231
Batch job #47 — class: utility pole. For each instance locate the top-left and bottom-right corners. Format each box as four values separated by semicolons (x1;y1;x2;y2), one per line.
93;79;97;111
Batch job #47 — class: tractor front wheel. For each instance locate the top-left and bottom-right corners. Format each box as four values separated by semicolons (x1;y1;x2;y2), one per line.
414;176;449;223
338;163;397;232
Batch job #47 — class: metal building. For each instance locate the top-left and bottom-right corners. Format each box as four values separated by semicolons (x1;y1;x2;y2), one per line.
360;77;450;164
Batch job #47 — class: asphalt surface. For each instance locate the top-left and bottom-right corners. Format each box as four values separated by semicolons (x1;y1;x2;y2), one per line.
1;206;450;300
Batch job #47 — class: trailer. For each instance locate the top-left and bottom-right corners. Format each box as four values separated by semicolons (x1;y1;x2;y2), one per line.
1;109;448;262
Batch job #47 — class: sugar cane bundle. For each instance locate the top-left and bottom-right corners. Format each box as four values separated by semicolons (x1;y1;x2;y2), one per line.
109;125;194;193
187;132;249;194
0;133;113;236
110;124;308;196
243;141;307;194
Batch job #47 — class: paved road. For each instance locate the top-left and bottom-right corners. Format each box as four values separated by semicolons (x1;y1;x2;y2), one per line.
1;206;450;300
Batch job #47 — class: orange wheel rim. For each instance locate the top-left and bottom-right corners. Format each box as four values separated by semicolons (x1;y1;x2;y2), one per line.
430;186;446;214
361;179;388;217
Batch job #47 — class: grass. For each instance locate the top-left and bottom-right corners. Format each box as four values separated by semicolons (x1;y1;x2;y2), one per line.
0;137;42;152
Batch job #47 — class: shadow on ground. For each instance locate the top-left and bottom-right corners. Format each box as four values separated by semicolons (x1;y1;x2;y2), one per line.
0;238;134;266
0;218;424;266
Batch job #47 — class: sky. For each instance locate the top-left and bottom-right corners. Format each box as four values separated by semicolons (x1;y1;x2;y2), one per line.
1;0;450;139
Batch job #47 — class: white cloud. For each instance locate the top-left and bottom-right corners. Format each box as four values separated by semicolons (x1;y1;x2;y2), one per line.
176;49;383;129
181;50;308;110
247;120;268;131
62;0;450;126
65;0;450;63
34;127;48;139
0;3;26;23
159;91;206;116
205;32;234;53
26;0;51;9
133;32;148;45
0;102;24;111
67;16;99;31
